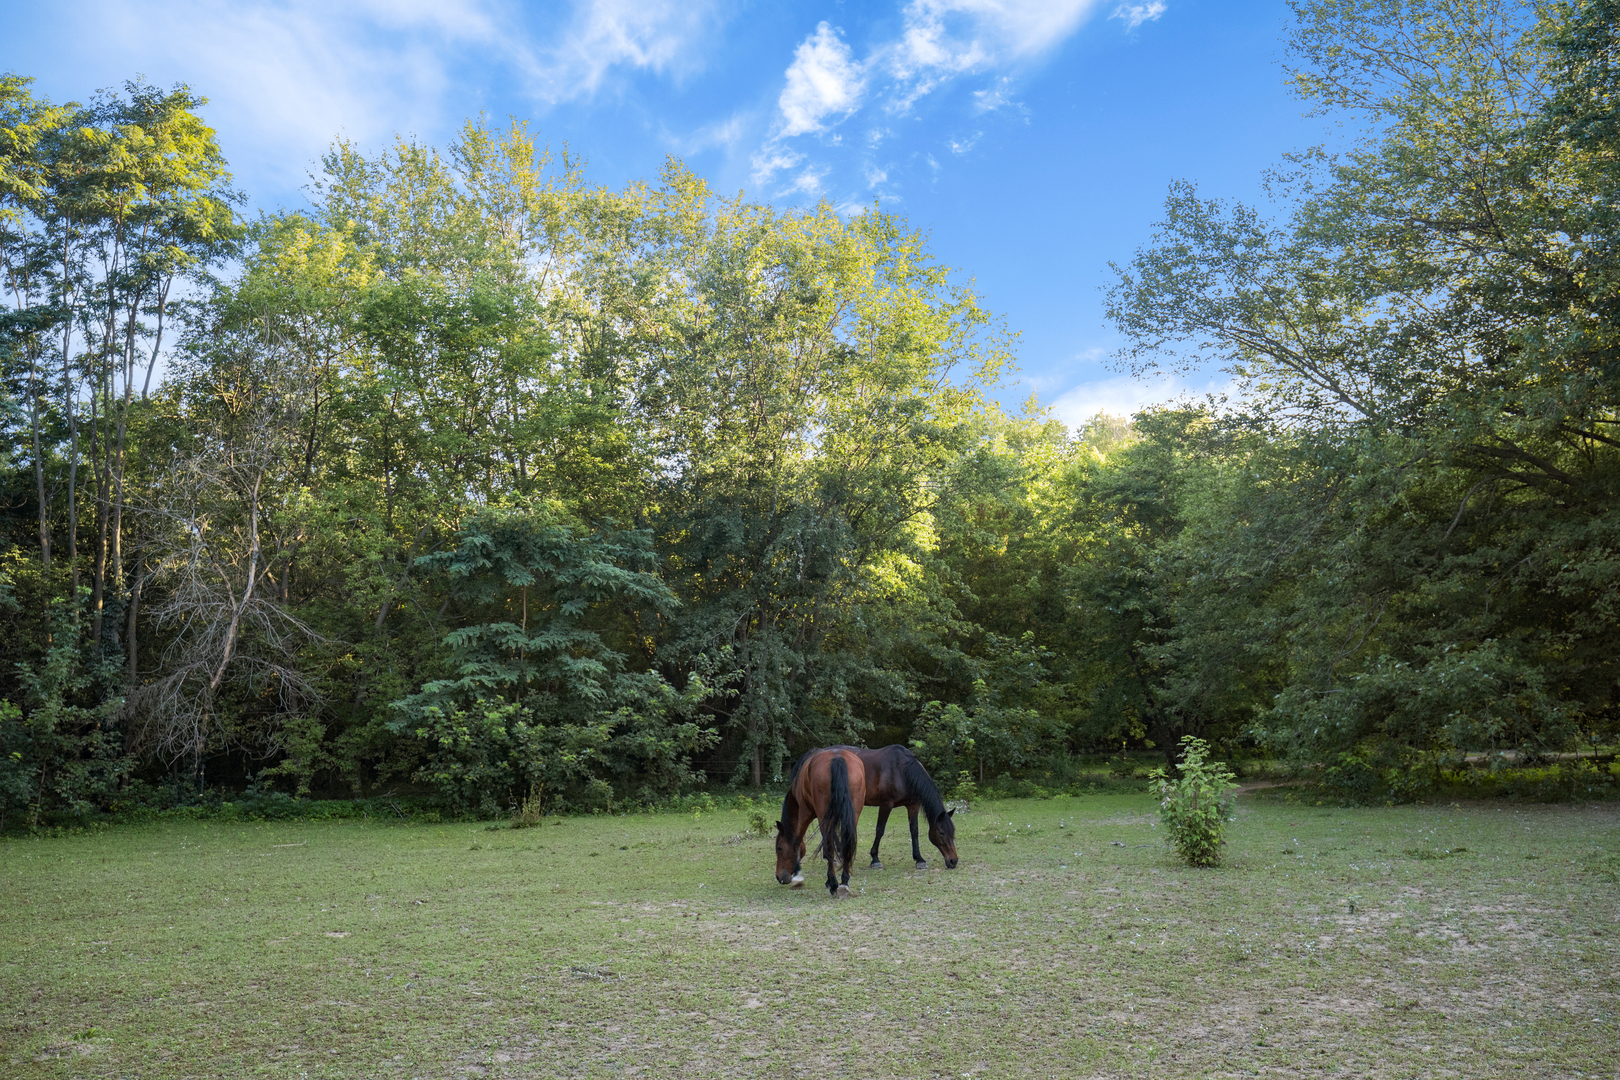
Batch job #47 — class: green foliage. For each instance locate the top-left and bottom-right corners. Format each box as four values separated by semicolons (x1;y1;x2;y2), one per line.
1148;737;1237;867
4;0;1619;812
388;502;713;813
736;795;770;836
911;667;1065;785
0;604;127;831
509;786;544;829
1104;0;1620;775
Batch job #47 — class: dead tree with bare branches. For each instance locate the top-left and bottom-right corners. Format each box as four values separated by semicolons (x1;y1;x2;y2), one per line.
122;329;324;786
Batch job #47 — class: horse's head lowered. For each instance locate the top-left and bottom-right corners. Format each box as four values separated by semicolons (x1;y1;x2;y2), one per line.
929;807;958;869
773;820;804;884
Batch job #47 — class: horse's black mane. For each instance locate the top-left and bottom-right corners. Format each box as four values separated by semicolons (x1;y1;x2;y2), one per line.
896;746;948;821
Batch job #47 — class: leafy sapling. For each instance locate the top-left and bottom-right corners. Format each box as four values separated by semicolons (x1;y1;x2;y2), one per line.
1148;736;1238;867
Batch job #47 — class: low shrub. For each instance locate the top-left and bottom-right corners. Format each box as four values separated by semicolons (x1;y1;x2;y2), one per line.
1148;736;1237;868
1437;757;1619;802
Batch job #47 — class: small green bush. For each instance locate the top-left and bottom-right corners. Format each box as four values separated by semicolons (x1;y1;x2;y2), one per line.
510;786;544;829
1149;737;1237;867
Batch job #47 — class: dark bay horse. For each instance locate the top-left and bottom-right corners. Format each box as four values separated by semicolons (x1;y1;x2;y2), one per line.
849;745;958;871
780;745;958;873
774;747;865;898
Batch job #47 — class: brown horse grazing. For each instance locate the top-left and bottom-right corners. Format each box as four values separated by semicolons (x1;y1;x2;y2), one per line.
781;745;958;872
774;747;866;898
849;745;958;871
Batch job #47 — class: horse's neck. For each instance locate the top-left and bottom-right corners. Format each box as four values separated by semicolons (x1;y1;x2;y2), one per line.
782;788;806;836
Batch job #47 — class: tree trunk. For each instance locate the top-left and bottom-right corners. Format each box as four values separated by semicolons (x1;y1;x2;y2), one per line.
126;568;143;689
29;345;50;574
56;232;82;606
64;330;80;605
91;422;108;644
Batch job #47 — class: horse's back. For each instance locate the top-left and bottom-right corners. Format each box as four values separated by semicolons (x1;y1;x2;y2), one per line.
852;744;917;807
796;746;868;815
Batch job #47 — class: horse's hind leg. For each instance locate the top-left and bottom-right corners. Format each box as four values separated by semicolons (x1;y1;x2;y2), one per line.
869;806;892;869
909;806;927;869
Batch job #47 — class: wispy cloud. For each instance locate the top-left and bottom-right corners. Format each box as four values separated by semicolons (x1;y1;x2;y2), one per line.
672;111;754;155
785;164;831;195
971;77;1017;114
750;145;805;185
60;0;723;198
1111;2;1167;31
534;0;725;102
1049;370;1228;430
892;0;1102;84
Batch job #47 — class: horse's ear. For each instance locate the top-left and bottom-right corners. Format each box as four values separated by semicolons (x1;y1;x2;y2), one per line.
774;820;784;834
946;808;955;818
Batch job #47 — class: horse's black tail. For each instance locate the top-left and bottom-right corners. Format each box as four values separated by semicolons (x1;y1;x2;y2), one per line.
819;755;857;868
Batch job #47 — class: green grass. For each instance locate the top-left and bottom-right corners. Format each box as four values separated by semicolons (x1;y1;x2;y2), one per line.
3;794;1617;1078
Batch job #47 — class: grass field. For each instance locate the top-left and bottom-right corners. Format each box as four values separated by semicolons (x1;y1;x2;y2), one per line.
3;792;1618;1079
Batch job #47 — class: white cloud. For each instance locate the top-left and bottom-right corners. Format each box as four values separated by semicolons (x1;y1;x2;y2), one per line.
536;0;724;102
1049;371;1230;430
74;0;497;191
675;112;753;155
750;145;805;185
58;0;722;199
778;22;866;137
971;78;1016;113
1111;2;1167;31
786;165;830;195
891;0;1102;86
754;1;1101;198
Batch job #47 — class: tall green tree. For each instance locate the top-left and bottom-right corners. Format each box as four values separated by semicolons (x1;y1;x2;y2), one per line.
1106;0;1620;783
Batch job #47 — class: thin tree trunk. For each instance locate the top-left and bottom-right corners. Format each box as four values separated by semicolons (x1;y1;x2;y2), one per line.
140;277;172;400
91;371;108;644
114;261;156;600
106;289;143;635
64;322;80;606
126;566;143;689
29;344;50;574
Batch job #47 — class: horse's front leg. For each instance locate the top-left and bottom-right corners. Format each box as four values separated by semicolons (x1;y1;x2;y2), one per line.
908;805;927;869
869;805;892;869
825;843;841;897
790;826;807;888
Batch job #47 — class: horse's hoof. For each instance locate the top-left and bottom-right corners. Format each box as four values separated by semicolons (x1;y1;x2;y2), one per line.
789;875;805;889
915;860;929;870
835;884;852;899
870;860;884;870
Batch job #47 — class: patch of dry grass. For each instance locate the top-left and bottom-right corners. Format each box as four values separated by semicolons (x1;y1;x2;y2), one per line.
2;795;1616;1077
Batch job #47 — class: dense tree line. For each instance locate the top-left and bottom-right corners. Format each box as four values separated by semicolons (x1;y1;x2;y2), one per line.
0;0;1614;825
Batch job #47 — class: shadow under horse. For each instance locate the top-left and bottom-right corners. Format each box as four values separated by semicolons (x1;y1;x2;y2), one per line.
775;747;865;898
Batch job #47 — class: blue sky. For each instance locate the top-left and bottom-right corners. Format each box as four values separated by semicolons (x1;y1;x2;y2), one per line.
6;0;1325;427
